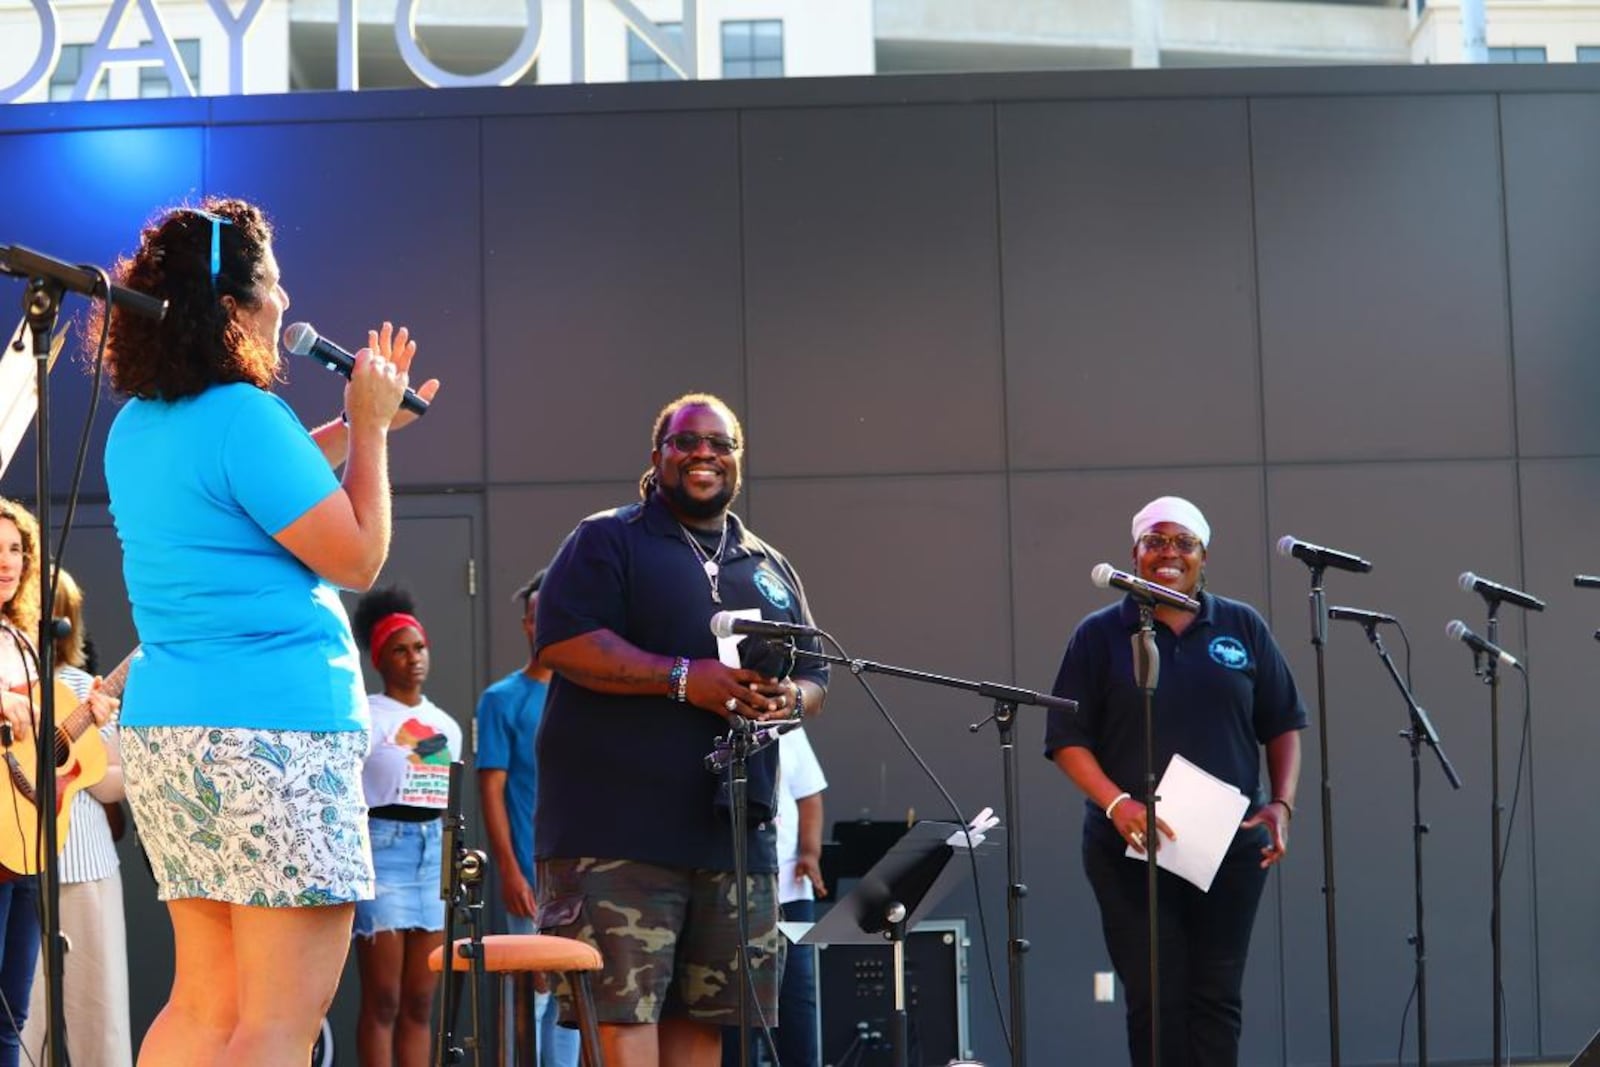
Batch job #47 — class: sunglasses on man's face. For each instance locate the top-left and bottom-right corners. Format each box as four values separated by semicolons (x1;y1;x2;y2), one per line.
660;432;740;456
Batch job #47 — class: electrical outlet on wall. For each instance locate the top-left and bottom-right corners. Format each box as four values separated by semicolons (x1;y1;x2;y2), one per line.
1094;971;1116;1003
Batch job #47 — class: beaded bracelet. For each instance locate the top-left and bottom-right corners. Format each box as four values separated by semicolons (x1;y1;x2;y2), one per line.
667;657;689;702
792;684;806;718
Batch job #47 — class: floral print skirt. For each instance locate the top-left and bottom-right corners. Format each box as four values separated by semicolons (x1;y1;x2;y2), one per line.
123;726;374;907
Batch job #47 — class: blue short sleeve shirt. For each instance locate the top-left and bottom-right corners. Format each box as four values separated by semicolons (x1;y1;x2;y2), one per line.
106;383;365;733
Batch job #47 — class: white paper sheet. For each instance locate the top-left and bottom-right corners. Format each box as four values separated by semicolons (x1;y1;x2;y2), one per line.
1124;753;1250;892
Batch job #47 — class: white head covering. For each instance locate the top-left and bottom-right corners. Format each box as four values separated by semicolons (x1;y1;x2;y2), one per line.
1131;496;1210;548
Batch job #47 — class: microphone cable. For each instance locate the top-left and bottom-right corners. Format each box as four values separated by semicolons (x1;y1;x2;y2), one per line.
802;627;1014;1062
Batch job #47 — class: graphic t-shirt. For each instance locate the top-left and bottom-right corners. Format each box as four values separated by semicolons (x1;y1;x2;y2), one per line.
362;692;463;809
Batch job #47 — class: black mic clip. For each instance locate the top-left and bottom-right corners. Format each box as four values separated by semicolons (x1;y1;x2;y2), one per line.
704;714;801;775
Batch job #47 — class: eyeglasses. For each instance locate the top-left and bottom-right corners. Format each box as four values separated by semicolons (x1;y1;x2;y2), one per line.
1138;532;1203;555
661;431;740;456
192;209;231;290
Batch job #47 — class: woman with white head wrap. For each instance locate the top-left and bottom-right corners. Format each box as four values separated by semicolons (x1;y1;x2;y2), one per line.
1044;495;1307;1067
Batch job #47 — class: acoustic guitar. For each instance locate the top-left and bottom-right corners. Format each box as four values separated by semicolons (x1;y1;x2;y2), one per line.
0;677;111;875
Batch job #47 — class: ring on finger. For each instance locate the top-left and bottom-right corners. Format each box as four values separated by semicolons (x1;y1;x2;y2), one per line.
724;697;739;713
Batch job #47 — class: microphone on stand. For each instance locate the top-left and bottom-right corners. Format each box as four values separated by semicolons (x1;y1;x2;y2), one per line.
1276;536;1373;574
1090;564;1200;612
1328;606;1398;626
709;612;822;641
282;321;431;415
1446;619;1521;670
1459;572;1544;612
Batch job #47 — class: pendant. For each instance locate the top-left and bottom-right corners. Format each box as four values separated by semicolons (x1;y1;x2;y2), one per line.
703;561;719;580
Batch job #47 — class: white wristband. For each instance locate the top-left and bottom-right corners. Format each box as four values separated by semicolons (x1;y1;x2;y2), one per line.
1105;792;1132;819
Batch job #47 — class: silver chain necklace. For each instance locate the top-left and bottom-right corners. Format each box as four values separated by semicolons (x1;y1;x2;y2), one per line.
679;521;729;604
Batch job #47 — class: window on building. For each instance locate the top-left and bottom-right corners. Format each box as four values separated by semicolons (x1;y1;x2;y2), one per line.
139;39;202;97
722;20;783;79
50;44;110;102
1577;46;1600;62
1487;46;1547;63
628;22;684;82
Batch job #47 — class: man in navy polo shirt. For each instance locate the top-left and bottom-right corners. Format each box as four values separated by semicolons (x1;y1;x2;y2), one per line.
1046;496;1306;1067
534;392;829;1067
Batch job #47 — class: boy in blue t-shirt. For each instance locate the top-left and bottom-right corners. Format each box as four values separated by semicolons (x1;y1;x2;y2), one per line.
476;569;578;1067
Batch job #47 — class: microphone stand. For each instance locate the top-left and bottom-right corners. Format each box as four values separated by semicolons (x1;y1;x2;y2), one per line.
1355;623;1462;1067
1;244;162;1067
19;274;66;1067
1301;563;1342;1065
711;717;757;1067
789;646;1075;1067
1481;603;1505;1067
436;761;487;1067
1131;602;1162;1067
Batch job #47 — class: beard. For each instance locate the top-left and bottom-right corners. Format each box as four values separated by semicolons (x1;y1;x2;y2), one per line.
658;474;738;520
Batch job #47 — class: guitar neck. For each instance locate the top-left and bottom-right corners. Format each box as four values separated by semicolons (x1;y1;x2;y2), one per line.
99;651;133;702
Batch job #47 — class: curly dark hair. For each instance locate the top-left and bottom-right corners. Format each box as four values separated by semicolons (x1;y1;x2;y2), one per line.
351;585;419;651
94;196;283;400
637;392;744;500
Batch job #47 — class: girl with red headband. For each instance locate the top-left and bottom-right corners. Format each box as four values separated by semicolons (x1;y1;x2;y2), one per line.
351;587;462;1067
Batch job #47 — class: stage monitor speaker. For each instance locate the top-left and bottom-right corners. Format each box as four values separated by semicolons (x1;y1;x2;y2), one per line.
818;918;971;1067
1571;1027;1600;1066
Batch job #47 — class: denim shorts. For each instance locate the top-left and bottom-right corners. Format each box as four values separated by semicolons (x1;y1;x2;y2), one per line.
352;817;445;937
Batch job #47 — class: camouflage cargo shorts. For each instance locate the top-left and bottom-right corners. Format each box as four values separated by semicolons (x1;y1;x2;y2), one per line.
535;857;784;1026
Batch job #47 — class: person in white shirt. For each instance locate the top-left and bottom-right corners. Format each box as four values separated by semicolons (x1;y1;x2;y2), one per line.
21;570;132;1067
724;726;827;1067
352;587;463;1067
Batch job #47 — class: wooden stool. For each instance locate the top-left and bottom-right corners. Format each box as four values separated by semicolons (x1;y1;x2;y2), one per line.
429;933;605;1067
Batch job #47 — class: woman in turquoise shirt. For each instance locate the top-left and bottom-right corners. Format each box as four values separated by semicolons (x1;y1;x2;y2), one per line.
101;197;439;1067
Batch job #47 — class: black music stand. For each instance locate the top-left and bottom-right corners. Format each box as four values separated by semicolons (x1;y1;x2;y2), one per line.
801;820;996;1067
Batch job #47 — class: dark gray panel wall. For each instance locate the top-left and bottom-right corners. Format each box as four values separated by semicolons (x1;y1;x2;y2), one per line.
1518;458;1600;1054
1253;95;1513;463
208;118;485;488
7;63;1600;1065
1502;95;1600;457
742;105;1004;477
999;100;1263;471
481;112;745;486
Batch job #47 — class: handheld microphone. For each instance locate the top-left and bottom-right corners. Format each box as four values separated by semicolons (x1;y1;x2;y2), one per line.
709;612;822;641
282;322;430;415
1459;572;1544;613
1276;536;1373;574
1091;564;1200;613
704;717;802;774
1446;619;1521;670
1575;575;1600;589
1327;605;1397;626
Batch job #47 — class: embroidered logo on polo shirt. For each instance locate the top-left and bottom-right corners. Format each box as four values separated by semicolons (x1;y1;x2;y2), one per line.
1208;636;1250;670
754;567;794;610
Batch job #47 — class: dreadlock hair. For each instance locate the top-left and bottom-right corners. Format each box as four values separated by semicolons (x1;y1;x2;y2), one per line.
637;392;744;501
